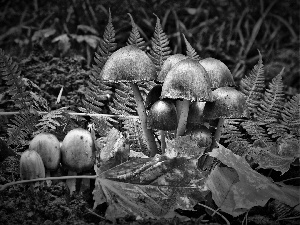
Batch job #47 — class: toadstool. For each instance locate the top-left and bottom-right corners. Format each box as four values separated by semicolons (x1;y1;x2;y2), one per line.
29;133;61;179
147;99;177;153
199;87;249;170
100;45;158;156
20;149;45;181
61;128;95;193
161;58;213;137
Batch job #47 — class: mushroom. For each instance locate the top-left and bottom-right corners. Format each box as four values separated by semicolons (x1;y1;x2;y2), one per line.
147;99;177;153
161;58;213;137
199;57;235;89
61;128;95;193
199;87;249;170
20;149;45;190
100;45;158;156
157;54;188;83
145;84;162;110
184;125;212;152
29;133;61;180
186;101;207;130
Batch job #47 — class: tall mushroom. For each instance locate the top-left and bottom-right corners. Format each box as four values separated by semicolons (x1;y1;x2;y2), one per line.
199;87;249;170
161;58;214;137
147;99;177;153
199;57;235;89
100;45;158;156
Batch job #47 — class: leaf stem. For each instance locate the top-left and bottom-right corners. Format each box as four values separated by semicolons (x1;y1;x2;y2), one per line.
0;175;97;191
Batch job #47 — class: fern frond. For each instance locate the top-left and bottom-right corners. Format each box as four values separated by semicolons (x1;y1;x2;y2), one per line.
222;119;250;155
126;13;146;50
122;118;148;153
240;50;265;115
92;8;117;74
182;34;201;61
84;9;116;117
256;69;285;120
7;111;39;146
148;14;172;71
241;120;272;145
0;49;32;110
280;94;300;137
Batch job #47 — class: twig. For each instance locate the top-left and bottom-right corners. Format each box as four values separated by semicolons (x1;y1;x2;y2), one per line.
0;111;139;119
196;202;230;225
0;175;97;191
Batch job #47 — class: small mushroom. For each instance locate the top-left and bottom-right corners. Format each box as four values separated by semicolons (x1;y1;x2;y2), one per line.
186;102;207;130
199;57;235;89
145;84;162;110
161;58;213;137
147;99;177;153
61;128;95;193
100;45;158;156
29;133;61;179
158;54;188;83
20;150;45;180
184;125;212;151
199;87;249;170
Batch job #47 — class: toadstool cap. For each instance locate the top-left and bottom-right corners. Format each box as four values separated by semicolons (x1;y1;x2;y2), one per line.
187;102;206;127
147;100;177;131
158;54;188;83
145;84;162;110
100;45;156;83
199;58;235;89
203;87;249;119
161;58;213;102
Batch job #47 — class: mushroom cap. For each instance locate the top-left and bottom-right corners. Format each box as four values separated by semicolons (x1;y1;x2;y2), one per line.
158;54;188;83
61;128;95;173
20;150;45;180
203;87;249;119
184;125;212;148
100;45;156;83
199;58;235;89
187;102;206;127
145;84;162;110
147;99;178;131
161;58;213;102
29;133;61;171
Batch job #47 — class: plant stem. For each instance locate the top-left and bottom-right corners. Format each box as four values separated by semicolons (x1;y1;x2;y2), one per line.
176;99;190;137
160;130;166;154
0;175;97;191
130;83;158;156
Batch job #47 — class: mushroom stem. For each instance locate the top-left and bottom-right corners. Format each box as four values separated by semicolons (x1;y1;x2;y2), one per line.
130;83;158;156
210;118;225;150
160;130;166;154
176;99;190;137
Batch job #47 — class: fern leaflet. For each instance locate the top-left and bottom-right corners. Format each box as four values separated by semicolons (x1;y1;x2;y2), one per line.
126;13;146;50
148;14;172;71
240;51;265;115
256;69;285;120
182;34;201;61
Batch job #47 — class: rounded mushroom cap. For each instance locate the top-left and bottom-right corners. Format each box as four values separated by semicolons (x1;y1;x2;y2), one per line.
29;133;61;171
203;87;249;119
145;84;162;110
147;99;177;131
100;45;156;83
187;102;206;126
20;150;45;180
61;128;95;173
199;58;235;89
161;58;213;102
158;54;188;83
184;125;212;149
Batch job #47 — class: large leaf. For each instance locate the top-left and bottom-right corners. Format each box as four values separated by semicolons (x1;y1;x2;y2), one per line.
93;155;209;220
206;144;300;217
